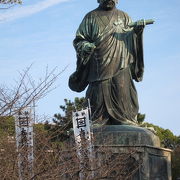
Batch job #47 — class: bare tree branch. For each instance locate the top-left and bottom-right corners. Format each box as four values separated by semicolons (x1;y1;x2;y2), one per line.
0;65;67;116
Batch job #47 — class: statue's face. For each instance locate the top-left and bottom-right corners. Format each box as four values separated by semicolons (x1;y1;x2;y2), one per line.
98;0;118;10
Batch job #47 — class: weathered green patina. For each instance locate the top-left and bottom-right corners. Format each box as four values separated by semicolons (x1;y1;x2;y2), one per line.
69;0;153;126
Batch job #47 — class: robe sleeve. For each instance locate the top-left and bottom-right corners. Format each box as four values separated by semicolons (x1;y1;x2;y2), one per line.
73;13;99;69
69;13;99;92
131;30;144;82
122;11;144;82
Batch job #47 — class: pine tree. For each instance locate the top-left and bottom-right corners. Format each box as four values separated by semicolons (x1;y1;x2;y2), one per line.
47;97;86;142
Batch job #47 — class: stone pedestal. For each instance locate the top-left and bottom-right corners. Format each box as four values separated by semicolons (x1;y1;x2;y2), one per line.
93;125;172;180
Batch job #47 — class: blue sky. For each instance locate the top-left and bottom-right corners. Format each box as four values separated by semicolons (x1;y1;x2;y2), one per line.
0;0;179;135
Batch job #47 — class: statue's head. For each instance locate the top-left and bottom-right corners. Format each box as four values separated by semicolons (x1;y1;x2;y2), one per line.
97;0;118;3
98;0;118;10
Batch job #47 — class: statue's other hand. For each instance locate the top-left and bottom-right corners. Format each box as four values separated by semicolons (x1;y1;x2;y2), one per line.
83;42;96;55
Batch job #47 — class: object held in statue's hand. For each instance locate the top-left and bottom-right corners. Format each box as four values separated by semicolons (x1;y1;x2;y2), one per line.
129;19;155;27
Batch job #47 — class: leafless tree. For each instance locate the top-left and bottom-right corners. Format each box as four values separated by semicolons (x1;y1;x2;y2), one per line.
0;128;142;180
0;65;65;116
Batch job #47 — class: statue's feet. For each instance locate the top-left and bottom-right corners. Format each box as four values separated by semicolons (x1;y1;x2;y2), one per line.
91;117;138;127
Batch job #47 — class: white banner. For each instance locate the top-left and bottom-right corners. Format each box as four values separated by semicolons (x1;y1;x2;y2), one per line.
72;108;91;143
15;109;34;180
72;107;94;179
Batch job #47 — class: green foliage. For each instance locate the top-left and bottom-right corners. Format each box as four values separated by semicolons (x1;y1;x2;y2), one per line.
140;121;179;149
53;97;86;130
0;116;15;137
46;97;86;142
137;113;179;149
34;123;48;134
137;113;145;124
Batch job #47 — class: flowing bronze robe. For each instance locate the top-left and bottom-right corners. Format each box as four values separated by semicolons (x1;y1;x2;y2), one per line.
69;7;144;125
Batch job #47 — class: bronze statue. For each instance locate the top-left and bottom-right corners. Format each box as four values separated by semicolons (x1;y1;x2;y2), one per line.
69;0;153;125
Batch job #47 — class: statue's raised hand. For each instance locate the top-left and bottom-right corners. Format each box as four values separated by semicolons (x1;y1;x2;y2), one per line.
133;20;145;34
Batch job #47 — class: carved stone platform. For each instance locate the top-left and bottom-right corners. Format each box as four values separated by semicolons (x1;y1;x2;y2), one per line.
93;125;172;180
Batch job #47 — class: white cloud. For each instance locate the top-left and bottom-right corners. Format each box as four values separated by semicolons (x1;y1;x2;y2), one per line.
0;0;70;22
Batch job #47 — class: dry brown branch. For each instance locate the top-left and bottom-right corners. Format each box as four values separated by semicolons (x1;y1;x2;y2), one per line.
0;65;66;116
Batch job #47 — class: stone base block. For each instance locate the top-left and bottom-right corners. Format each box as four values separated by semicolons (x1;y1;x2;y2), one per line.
93;125;172;180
